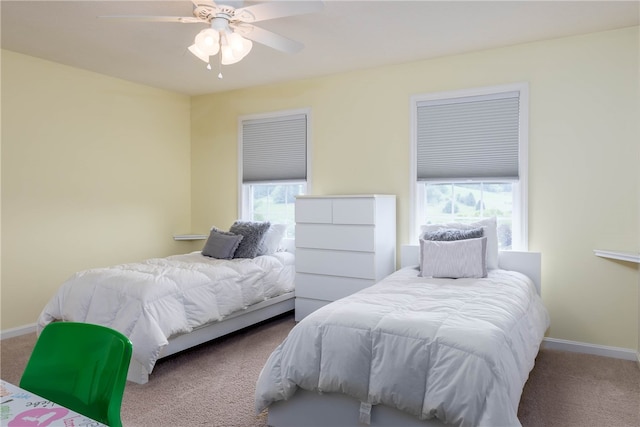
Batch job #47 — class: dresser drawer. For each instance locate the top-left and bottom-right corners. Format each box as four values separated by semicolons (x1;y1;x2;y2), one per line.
332;198;376;224
296;224;375;252
296;248;376;279
295;273;375;300
296;198;332;223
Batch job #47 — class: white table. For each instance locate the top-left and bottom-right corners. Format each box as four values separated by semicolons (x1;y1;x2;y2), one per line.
0;380;107;427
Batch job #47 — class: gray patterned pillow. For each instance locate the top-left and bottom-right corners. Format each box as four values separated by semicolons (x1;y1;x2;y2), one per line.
423;227;484;242
229;221;271;259
202;228;243;259
419;236;488;279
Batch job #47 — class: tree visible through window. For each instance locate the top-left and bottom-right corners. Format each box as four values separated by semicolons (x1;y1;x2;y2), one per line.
423;182;514;249
245;182;305;238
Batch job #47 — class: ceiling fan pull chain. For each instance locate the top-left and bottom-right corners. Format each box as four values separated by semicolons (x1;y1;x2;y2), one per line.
218;53;223;79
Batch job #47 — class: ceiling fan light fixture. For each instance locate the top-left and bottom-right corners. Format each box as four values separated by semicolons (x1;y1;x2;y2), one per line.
194;28;220;56
226;32;245;53
221;34;252;65
188;44;210;63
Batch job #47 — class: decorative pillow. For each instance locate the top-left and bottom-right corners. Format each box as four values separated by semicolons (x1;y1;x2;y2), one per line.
202;228;243;259
229;220;271;259
421;217;498;269
419;237;488;279
256;223;288;256
423;227;484;242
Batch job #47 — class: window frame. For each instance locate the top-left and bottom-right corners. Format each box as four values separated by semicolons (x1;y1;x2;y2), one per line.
237;108;312;222
409;83;529;250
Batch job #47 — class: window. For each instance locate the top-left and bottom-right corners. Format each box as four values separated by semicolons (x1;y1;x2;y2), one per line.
410;84;528;250
239;109;310;237
241;182;305;238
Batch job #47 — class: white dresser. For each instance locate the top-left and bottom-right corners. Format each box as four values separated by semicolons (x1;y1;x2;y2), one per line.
294;195;396;320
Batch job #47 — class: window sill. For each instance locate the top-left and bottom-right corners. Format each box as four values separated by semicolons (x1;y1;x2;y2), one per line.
593;249;640;264
173;234;208;241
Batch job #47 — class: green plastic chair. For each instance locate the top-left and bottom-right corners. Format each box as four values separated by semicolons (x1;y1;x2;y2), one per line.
20;322;133;427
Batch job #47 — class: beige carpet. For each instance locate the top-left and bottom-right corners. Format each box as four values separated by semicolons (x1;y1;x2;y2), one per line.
2;314;639;427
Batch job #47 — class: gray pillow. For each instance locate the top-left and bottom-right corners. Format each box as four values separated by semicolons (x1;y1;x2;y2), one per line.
422;227;484;242
229;221;271;259
419;236;488;279
202;228;243;259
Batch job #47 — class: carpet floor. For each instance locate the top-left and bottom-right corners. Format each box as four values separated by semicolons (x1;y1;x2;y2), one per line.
1;313;638;426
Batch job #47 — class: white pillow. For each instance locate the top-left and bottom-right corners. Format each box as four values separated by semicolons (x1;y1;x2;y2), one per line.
419;237;487;279
256;223;288;256
420;217;498;269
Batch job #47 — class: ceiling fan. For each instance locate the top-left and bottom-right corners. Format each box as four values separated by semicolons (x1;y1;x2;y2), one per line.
101;0;324;76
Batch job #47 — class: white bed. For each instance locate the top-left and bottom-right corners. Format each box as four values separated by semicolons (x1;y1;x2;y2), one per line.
38;248;295;385
256;244;549;427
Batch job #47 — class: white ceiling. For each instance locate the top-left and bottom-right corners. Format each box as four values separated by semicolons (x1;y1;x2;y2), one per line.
2;1;638;96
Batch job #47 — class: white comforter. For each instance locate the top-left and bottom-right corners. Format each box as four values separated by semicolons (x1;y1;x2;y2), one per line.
256;267;549;427
38;251;294;375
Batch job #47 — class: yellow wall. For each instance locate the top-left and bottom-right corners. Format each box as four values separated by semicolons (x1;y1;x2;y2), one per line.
192;27;639;351
1;50;193;330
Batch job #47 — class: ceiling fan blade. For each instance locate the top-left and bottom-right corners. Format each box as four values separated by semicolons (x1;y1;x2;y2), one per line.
233;23;304;54
98;15;205;23
234;1;324;23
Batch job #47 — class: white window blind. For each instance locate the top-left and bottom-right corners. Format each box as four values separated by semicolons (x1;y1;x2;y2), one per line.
242;113;307;183
416;91;520;181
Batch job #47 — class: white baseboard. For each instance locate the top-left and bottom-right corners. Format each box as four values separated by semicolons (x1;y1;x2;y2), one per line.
542;337;637;361
0;323;37;340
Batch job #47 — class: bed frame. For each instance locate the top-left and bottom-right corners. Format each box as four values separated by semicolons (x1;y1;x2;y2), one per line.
267;245;541;427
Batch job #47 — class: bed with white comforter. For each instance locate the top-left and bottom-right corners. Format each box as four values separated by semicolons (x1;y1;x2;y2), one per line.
256;263;549;427
38;251;294;383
